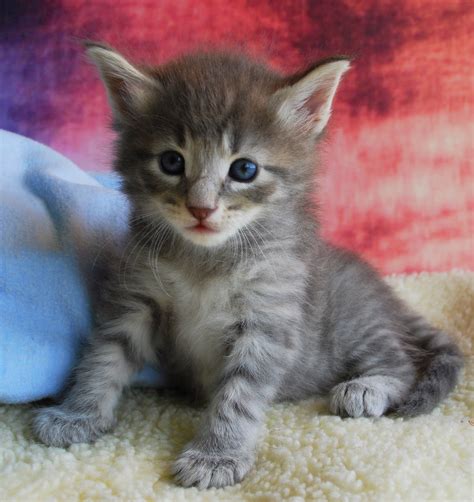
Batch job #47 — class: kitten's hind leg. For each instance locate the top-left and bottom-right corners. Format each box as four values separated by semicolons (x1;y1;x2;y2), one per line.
33;300;156;447
329;375;409;418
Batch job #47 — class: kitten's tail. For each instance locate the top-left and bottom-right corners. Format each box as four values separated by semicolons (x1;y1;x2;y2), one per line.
396;315;463;417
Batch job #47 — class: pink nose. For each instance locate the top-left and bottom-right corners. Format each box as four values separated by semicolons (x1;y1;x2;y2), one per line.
187;206;217;221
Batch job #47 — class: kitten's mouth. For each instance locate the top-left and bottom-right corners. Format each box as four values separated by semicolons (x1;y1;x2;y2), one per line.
187;222;218;234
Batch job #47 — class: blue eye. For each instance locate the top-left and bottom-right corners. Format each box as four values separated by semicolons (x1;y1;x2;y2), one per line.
160;150;185;175
228;158;258;182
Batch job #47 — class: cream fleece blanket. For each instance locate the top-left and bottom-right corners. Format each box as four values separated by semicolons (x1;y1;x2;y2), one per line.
0;271;472;501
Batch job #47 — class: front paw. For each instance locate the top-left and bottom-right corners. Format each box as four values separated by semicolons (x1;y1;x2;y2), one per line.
172;442;254;489
33;405;115;448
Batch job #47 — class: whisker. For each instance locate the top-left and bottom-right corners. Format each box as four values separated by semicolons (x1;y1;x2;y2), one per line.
148;224;172;297
244;223;278;281
119;222;163;290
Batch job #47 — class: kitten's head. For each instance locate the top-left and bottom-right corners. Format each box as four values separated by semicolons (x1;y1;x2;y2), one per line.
87;43;349;248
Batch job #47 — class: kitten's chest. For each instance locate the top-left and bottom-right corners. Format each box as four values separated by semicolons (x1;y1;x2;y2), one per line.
161;266;238;393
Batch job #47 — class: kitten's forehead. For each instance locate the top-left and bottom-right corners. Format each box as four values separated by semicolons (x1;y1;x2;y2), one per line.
149;53;280;147
188;130;234;162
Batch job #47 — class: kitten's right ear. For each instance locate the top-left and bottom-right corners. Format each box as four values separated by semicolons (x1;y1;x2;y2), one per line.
85;41;157;124
273;57;351;137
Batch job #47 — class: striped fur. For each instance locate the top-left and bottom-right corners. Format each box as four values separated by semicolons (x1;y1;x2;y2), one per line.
33;46;463;488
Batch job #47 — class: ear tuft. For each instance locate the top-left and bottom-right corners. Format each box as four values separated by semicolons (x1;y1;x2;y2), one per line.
85;42;157;124
274;57;351;136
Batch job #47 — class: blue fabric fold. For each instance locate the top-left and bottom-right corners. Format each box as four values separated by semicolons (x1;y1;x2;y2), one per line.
0;130;165;403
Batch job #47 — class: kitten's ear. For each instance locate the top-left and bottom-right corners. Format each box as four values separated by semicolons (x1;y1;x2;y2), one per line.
274;57;351;136
85;42;157;124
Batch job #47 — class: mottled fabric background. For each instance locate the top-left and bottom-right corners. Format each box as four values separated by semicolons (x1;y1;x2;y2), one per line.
1;0;472;274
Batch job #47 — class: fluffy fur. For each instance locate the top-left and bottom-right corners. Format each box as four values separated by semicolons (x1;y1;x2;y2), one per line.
33;44;463;489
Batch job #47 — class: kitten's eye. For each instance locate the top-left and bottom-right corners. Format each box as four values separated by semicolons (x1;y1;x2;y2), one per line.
160;150;185;175
228;158;258;182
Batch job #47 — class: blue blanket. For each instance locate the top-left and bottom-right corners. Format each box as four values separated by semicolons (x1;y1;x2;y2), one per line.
0;130;165;403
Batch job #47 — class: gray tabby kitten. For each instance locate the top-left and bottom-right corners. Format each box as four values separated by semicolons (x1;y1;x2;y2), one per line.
33;43;463;489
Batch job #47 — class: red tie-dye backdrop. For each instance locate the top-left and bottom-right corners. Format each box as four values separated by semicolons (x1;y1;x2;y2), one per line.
1;0;472;274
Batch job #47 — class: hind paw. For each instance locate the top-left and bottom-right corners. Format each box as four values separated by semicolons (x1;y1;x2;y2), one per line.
330;380;389;418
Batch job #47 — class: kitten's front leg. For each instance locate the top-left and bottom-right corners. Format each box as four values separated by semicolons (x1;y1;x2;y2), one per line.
33;297;157;447
173;327;293;489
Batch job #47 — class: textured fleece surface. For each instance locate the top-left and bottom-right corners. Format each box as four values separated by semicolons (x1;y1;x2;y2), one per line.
0;271;472;501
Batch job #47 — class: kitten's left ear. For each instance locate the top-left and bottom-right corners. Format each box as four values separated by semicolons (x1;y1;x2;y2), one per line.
274;57;351;136
84;41;158;125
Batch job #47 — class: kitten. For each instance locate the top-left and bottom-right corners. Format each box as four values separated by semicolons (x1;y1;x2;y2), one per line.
33;43;463;489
